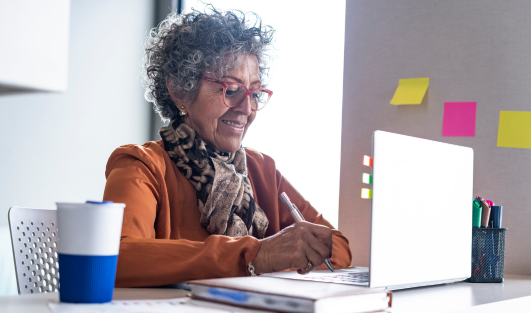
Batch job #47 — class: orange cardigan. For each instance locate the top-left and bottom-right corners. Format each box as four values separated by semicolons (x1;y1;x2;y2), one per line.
103;141;352;287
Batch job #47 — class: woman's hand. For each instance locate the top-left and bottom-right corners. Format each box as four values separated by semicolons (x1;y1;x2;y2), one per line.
252;221;333;275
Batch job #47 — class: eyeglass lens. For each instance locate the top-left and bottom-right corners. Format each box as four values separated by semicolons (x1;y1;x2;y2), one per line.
224;84;270;110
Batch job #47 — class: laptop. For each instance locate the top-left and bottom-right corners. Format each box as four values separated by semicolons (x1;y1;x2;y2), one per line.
267;131;474;290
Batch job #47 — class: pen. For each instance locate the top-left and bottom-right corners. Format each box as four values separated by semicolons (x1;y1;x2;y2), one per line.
279;192;334;272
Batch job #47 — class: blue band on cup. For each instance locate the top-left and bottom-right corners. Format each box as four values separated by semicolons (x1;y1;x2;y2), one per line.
86;200;114;204
58;254;118;303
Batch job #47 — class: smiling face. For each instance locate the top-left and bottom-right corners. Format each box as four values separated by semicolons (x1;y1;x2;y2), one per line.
179;55;260;153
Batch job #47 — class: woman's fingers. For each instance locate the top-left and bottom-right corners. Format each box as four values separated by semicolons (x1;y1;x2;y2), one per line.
251;221;334;274
303;228;331;261
297;222;333;259
302;242;325;274
292;223;330;274
305;222;333;251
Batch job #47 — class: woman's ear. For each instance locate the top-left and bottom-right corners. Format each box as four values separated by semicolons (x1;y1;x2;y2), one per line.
167;78;189;118
166;78;180;105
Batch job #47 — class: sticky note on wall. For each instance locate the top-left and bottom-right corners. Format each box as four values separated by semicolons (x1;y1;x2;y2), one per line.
390;77;429;105
442;102;477;137
497;111;531;149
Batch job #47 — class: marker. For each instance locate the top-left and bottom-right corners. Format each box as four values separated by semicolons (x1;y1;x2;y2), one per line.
472;198;482;228
480;199;491;228
490;206;503;228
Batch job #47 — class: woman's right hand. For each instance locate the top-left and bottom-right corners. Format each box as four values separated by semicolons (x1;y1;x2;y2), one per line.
251;221;333;275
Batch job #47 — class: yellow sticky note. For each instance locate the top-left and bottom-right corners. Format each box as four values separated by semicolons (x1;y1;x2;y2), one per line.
390;77;429;105
497;111;531;149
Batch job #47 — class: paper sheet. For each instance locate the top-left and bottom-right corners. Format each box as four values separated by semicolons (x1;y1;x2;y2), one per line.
390;77;429;105
48;299;232;313
442;102;476;137
497;111;531;149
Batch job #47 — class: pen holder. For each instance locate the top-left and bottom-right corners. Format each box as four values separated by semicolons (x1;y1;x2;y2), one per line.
468;228;507;283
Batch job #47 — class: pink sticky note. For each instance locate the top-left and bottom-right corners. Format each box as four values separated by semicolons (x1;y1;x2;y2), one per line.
442;102;477;137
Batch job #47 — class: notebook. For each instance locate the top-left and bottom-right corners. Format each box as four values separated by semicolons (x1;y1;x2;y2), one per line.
269;131;474;290
187;276;391;313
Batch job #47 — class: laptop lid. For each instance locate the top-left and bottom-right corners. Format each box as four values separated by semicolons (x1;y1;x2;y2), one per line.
369;131;473;289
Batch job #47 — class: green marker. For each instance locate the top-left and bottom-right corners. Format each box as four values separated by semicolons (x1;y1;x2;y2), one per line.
472;199;482;228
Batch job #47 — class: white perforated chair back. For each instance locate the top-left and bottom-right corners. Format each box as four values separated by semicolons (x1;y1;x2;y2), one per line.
8;206;60;295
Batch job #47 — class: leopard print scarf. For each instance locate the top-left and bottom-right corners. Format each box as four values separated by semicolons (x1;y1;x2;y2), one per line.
160;119;269;238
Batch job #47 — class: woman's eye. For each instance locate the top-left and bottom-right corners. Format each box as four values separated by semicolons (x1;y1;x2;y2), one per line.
225;85;240;96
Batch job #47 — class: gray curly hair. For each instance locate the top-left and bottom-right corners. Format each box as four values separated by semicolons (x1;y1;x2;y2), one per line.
142;5;275;122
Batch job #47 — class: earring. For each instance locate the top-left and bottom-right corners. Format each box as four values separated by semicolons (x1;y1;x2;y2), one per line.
179;105;187;117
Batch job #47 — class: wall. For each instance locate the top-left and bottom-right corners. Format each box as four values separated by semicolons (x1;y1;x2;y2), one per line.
0;0;153;225
183;0;346;228
0;0;155;296
0;0;70;92
339;0;531;275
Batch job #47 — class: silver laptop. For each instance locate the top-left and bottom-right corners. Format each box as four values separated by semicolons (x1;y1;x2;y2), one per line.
268;131;473;290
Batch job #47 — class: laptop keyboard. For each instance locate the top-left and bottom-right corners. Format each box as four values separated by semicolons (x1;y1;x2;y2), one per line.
300;272;369;284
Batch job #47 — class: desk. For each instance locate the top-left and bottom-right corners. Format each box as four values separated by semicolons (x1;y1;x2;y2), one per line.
2;274;531;313
392;274;531;312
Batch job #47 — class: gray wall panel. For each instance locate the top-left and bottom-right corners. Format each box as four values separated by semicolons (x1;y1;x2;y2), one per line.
339;0;531;274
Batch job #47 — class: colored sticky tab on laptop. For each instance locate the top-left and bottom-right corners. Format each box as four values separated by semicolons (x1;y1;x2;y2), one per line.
363;155;373;167
362;173;372;184
361;188;372;199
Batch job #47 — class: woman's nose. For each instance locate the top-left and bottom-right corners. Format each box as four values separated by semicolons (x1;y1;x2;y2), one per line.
232;93;253;115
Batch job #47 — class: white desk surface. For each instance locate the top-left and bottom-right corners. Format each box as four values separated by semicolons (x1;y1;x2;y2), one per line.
2;274;531;313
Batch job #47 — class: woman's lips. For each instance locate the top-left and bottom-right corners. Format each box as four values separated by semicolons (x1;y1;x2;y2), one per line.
222;120;246;128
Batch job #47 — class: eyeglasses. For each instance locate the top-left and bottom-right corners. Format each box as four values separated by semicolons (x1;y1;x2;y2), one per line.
200;76;273;111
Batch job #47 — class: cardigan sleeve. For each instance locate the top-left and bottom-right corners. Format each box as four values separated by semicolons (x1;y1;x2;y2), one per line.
244;148;352;269
103;145;261;287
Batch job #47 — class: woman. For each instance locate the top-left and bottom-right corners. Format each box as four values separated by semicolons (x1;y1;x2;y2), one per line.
103;7;352;287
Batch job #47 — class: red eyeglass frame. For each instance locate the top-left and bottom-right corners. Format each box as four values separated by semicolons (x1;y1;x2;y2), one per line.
200;76;273;111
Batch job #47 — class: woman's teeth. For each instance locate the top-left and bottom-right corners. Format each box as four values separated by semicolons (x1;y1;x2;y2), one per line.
223;120;244;128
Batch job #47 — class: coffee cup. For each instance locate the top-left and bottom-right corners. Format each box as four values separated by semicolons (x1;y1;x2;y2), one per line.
56;201;125;303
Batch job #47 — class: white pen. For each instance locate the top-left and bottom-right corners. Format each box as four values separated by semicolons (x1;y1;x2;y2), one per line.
279;192;334;272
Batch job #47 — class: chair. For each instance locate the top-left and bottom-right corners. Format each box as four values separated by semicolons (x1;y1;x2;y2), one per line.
8;206;59;294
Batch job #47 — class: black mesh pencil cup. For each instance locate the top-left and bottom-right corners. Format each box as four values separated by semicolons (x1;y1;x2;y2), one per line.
468;228;507;283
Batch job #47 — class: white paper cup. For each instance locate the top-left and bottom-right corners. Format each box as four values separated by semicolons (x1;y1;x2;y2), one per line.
56;201;125;303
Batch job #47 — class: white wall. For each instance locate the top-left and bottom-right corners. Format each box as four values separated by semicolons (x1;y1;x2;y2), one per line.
0;0;153;226
183;0;346;228
0;0;154;296
0;0;70;92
